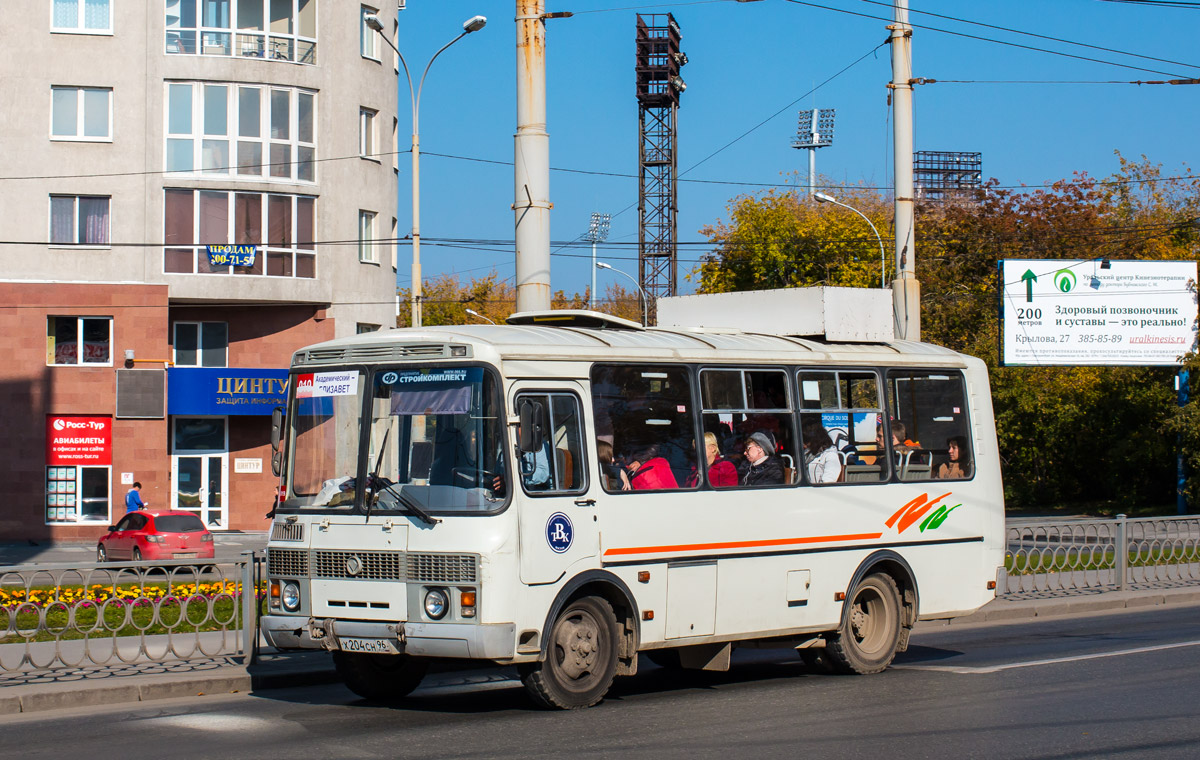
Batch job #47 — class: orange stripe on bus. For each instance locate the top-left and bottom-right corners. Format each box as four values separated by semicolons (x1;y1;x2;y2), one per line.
602;533;885;557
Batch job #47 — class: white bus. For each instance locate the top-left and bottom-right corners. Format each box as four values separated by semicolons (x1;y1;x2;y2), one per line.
262;311;1005;709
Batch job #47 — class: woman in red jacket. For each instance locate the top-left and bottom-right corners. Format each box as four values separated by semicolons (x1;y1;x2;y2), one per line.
687;432;739;488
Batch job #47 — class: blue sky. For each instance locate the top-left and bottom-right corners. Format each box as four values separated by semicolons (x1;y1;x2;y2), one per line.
390;0;1200;299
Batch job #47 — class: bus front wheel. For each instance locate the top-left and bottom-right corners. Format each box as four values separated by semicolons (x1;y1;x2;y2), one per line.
519;595;619;709
333;651;428;702
825;572;902;675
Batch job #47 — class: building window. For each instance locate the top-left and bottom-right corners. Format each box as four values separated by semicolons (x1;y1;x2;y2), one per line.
46;466;110;523
166;82;315;182
359;108;377;159
51;87;112;141
164;189;316;278
358;210;377;263
50;195;110;246
52;0;112;34
390;217;398;270
356;323;380;334
166;0;317;64
360;5;379;59
174;322;229;367
47;316;112;366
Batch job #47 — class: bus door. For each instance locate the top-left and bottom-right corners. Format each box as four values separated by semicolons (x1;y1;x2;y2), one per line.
512;385;596;585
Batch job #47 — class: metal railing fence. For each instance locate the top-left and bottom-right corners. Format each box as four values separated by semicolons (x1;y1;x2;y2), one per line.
1001;514;1200;595
0;554;263;675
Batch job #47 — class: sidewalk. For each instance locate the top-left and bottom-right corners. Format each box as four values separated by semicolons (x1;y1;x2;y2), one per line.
3;584;1199;716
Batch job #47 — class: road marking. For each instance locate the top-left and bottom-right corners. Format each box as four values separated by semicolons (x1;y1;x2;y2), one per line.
894;639;1200;674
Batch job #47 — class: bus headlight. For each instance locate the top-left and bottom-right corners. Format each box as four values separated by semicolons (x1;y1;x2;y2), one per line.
281;581;301;612
424;588;449;620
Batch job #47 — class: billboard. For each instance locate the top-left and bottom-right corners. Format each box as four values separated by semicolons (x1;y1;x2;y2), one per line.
1000;259;1198;367
46;415;112;466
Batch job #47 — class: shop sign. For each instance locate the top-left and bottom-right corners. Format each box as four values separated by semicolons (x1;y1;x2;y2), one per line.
46;415;112;466
167;368;288;416
206;244;256;267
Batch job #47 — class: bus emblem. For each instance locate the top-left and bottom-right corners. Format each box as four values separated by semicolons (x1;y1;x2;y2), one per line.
546;513;573;553
345;555;363;576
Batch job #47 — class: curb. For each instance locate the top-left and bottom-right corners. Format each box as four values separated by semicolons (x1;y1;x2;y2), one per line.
916;586;1200;629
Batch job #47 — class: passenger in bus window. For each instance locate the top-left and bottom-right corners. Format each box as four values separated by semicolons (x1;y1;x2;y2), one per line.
738;432;784;486
936;436;972;479
687;432;739;488
624;444;679;490
597;440;631;491
805;427;842;484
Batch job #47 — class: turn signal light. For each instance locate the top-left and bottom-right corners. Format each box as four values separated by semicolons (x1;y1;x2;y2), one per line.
986;581;997;590
642;610;654;621
834;592;846;602
460;590;476;607
637;571;650;583
270;581;280;598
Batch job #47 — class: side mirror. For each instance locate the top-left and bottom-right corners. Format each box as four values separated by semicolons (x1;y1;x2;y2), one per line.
107;525;117;532
270;406;284;452
271;450;283;478
518;399;544;453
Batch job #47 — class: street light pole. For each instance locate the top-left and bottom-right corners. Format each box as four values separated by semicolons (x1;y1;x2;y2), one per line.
596;261;648;326
813;192;887;289
365;13;487;328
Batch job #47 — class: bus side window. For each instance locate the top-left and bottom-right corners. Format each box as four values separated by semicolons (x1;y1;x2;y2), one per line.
799;369;886;484
591;364;700;492
700;368;798;488
514;392;588;495
886;370;972;482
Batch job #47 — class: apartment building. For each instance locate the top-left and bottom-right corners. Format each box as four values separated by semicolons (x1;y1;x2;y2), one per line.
0;1;399;542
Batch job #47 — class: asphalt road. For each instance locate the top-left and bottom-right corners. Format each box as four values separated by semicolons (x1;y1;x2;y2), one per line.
3;605;1199;759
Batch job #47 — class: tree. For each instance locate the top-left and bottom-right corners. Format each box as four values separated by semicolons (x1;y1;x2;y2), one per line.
696;160;1200;512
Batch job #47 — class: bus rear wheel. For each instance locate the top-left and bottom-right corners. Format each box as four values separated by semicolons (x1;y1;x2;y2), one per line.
519;595;619;709
825;572;902;675
333;651;428;702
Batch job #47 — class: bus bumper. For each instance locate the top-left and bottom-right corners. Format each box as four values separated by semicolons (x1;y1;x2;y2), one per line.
261;615;516;660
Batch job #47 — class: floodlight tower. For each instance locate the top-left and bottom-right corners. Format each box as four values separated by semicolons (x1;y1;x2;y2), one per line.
583;212;611;309
792;108;835;197
635;13;685;317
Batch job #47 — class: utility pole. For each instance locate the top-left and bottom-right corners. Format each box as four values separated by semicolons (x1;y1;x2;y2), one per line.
889;0;920;341
514;0;552;313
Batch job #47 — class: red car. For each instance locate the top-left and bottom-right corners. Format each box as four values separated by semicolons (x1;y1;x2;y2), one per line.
97;510;215;562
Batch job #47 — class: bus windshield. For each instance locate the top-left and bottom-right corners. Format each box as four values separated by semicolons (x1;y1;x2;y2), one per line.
284;369;366;510
364;365;506;514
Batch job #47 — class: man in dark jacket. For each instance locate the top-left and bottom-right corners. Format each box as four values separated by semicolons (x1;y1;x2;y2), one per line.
739;431;784;486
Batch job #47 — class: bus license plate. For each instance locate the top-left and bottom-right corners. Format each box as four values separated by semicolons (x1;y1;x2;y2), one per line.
174;553;198;559
340;637;399;654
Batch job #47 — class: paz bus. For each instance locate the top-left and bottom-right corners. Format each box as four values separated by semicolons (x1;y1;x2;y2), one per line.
261;309;1005;709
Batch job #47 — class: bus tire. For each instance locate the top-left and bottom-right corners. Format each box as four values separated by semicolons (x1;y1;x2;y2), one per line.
333;651;429;702
519;595;619;709
825;572;902;675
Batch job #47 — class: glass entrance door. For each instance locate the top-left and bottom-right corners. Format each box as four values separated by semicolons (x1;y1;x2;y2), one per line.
172;417;228;528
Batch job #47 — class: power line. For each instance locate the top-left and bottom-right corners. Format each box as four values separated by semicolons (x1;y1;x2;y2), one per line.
783;0;1191;77
859;0;1200;71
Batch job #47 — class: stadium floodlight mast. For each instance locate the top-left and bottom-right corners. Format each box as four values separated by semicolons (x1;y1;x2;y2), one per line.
583;212;612;309
364;11;487;328
792;108;836;197
814;192;887;289
596;261;648;326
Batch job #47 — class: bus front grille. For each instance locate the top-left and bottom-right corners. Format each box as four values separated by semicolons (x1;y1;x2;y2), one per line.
313;550;405;581
270;522;304;541
267;548;309;577
407;553;477;583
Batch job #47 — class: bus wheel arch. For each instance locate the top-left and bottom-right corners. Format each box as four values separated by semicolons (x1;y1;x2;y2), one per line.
825;551;919;674
536;571;640;677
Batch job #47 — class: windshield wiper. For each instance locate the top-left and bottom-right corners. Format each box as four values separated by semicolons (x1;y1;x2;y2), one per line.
365;427;390;523
375;482;441;525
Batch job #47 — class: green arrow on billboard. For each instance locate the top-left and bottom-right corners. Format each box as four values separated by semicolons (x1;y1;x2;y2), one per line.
1021;269;1037;303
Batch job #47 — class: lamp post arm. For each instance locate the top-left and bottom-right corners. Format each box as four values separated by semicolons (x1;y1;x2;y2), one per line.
825;197;887;290
373;32;416;124
416;32;469;117
609;267;648;326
